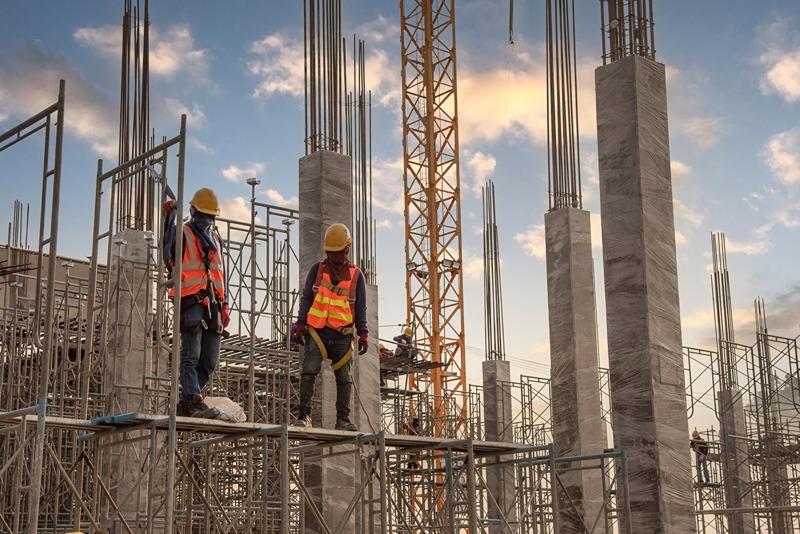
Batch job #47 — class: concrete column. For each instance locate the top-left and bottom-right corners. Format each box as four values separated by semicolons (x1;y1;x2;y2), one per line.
718;388;755;534
103;228;154;526
544;208;607;533
482;359;517;531
298;149;357;533
595;55;695;533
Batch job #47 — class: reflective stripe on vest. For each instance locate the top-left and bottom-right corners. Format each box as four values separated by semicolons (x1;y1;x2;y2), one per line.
306;264;358;330
169;225;225;301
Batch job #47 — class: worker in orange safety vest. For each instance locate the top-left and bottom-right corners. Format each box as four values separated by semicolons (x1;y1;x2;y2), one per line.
292;223;368;432
163;188;230;419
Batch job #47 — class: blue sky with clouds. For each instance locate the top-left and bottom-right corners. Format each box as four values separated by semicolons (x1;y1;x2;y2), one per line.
1;0;799;385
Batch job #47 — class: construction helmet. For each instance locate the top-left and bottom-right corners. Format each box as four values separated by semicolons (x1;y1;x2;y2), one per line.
692;430;700;438
323;223;351;251
404;327;412;336
189;188;220;215
379;343;385;350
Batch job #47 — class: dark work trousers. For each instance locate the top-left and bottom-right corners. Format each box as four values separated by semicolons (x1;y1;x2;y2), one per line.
179;302;221;403
298;332;353;419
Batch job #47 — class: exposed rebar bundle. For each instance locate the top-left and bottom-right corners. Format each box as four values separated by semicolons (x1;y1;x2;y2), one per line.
304;0;345;154
482;180;506;361
546;0;582;210
117;0;153;231
599;0;656;65
712;232;738;389
345;37;377;284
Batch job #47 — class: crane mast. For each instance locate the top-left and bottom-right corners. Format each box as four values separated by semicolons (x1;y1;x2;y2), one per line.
400;0;467;438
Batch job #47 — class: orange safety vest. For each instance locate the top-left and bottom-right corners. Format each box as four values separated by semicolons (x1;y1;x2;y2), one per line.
169;225;225;302
306;262;359;331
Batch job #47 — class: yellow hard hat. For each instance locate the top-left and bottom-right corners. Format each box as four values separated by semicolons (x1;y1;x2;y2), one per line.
323;223;352;251
189;188;220;215
404;327;412;336
379;343;385;349
692;430;700;438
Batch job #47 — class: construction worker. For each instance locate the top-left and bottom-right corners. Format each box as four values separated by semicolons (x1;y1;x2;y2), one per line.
393;326;414;358
379;343;394;359
403;417;421;468
163;188;230;419
292;223;368;432
690;430;710;484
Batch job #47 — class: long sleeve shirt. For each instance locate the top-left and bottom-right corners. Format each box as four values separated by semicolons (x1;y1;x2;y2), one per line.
296;261;368;338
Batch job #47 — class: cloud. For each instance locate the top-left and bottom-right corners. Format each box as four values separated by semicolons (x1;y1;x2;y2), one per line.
218;196;258;224
74;23;212;85
462;255;484;281
514;223;546;258
261;188;298;208
673;198;704;229
0;43;117;158
680;117;723;150
590;212;602;249
462;150;497;198
724;237;770;256
149;98;208;140
756;17;800;103
248;23;400;111
457;45;596;147
671;160;692;178
370;157;405;215
221;163;265;183
761;128;800;185
248;33;305;98
665;66;723;150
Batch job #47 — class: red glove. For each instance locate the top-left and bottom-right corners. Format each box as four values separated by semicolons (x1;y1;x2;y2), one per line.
221;305;230;328
358;334;369;355
294;323;307;345
162;199;177;215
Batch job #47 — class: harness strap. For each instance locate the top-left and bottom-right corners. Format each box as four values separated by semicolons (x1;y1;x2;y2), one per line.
313;260;359;303
307;325;354;371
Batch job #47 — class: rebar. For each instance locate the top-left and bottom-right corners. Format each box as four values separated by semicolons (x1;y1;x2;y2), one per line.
304;0;345;154
482;180;506;361
546;0;582;210
599;0;656;65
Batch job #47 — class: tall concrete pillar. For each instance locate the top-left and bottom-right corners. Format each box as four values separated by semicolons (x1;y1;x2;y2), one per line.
298;149;358;533
544;207;607;532
103;228;159;527
482;359;517;531
718;388;755;534
595;55;695;532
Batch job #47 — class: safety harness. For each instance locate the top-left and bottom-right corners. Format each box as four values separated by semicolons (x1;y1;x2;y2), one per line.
307;261;360;371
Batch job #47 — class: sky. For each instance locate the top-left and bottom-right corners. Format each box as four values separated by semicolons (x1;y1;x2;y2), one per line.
1;0;800;393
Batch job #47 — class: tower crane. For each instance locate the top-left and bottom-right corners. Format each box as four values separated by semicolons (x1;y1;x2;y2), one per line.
400;0;467;438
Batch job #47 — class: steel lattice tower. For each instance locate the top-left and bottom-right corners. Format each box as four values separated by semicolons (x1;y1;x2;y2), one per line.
400;0;467;438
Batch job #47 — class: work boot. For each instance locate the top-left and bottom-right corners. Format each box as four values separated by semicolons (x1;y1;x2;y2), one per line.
186;394;220;419
335;417;358;432
291;414;312;428
176;401;189;417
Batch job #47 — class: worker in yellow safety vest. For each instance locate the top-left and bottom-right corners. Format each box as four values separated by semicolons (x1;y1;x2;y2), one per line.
163;188;230;419
292;223;369;431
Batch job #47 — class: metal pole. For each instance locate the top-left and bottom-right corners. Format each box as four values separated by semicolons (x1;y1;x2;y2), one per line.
29;79;65;531
164;114;187;529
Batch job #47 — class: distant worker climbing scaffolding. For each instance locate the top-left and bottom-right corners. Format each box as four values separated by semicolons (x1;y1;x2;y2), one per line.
690;430;710;484
163;188;231;419
292;223;369;432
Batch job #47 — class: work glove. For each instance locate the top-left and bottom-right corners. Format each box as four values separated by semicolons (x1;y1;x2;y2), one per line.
162;199;177;215
358;334;369;355
221;305;231;328
293;323;307;346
